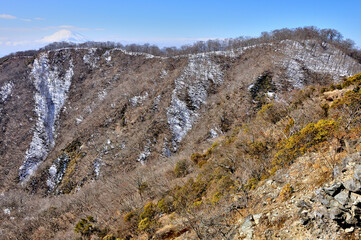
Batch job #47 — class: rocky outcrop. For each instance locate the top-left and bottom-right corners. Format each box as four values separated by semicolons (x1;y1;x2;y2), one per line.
19;52;74;182
299;152;361;234
166;54;223;151
277;40;360;88
0;81;13;120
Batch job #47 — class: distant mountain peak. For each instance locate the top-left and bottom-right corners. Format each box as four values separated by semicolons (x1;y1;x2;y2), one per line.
40;29;88;44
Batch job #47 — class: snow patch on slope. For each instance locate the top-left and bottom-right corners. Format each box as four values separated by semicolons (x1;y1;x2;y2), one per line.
83;48;99;68
137;145;151;164
162;137;171;157
279;40;360;88
0;82;14;119
93;155;104;179
167;55;223;150
98;90;107;100
47;153;70;191
0;82;14;103
129;92;148;107
19;52;73;182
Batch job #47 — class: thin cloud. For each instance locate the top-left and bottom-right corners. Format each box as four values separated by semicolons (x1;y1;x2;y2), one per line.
95;28;105;31
5;40;31;46
34;17;45;21
0;14;17;20
59;25;75;29
21;18;32;22
0;25;90;32
0;27;40;32
44;25;89;31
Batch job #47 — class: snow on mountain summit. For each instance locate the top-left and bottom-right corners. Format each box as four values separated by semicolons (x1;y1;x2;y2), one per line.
40;29;88;44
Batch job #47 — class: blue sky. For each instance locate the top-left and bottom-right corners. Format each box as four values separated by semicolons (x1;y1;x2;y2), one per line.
0;0;360;56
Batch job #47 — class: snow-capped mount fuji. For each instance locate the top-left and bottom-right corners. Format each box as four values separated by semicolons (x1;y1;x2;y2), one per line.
40;29;89;44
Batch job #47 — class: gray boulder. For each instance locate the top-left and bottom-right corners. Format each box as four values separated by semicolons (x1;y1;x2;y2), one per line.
329;207;345;221
324;182;344;197
349;192;361;206
239;215;255;240
354;164;361;180
345;212;357;225
344;178;361;193
334;190;350;206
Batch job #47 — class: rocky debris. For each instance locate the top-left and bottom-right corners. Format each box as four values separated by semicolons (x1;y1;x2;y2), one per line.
238;215;255;240
334;189;350;206
234;213;264;240
308;157;361;231
137;145;151;164
252;213;263;225
344;178;361;193
324;182;344;197
354;164;361;180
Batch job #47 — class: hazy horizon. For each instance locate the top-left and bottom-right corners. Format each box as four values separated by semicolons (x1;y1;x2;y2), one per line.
1;0;361;57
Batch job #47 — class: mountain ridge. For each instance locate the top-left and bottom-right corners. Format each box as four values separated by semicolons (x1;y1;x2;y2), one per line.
1;28;361;239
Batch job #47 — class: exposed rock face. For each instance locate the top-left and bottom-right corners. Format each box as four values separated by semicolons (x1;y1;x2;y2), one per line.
0;81;13;120
278;40;359;88
292;152;361;237
0;82;13;103
167;54;223;150
19;52;74;182
47;153;71;191
0;39;360;194
324;182;344;196
316;157;361;230
238;214;255;240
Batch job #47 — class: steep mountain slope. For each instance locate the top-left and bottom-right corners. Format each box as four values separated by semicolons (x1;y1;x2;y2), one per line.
1;40;359;193
0;35;361;239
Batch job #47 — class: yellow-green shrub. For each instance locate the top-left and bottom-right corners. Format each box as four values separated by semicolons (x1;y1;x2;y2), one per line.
138;182;149;196
341;72;361;88
102;234;117;240
172;177;208;210
74;216;98;237
190;153;204;164
278;184;293;201
138;217;156;232
211;192;222;204
248;177;259;190
331;89;361;130
257;102;285;123
247;140;268;159
174;159;189;177
140;202;156;220
273;119;338;166
283;118;295;136
124;210;138;223
157;196;174;214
